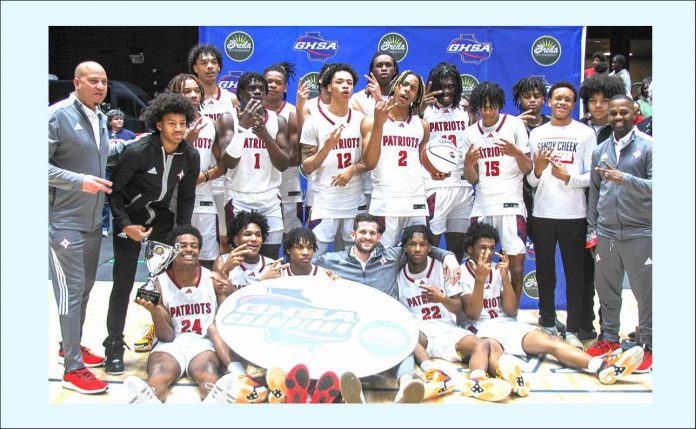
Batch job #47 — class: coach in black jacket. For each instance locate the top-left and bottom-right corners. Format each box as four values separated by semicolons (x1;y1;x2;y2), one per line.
103;92;200;374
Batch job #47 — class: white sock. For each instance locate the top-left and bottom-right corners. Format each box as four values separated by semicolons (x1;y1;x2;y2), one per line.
228;361;245;376
420;360;435;372
470;369;487;380
587;357;603;372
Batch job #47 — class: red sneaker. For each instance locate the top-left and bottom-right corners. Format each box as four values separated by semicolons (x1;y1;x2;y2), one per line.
59;345;105;368
310;371;340;404
62;368;108;394
285;363;310;404
586;339;621;357
633;349;652;373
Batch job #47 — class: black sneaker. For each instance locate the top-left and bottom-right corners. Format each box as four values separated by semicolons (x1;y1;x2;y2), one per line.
103;336;128;375
577;329;598;341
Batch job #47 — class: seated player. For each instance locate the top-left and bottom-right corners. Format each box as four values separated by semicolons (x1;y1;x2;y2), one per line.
123;225;267;404
281;227;336;278
459;222;645;398
397;225;511;402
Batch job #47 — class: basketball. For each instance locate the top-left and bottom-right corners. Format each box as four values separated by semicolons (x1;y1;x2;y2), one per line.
420;137;460;176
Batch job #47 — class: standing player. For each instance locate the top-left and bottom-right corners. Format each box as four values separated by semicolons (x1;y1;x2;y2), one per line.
301;63;368;257
350;52;399;116
220;72;291;259
188;44;239;255
459;222;645;397
281;227;334;278
263;62;304;239
362;70;429;246
212;210;287;297
526;82;597;340
462;82;532;305
397;225;512;402
421;62;473;261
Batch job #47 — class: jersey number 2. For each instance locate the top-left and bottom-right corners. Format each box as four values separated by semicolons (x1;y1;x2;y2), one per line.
398;150;407;167
181;319;202;335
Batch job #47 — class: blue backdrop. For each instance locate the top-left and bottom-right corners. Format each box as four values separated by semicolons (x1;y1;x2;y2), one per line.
200;26;582;310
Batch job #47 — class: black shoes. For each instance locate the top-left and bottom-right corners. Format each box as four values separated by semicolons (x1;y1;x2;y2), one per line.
103;336;128;375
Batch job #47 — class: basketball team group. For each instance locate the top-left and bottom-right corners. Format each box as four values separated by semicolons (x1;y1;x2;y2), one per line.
48;43;652;404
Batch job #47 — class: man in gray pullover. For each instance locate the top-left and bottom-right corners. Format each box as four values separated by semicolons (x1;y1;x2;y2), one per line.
586;95;652;374
49;61;112;394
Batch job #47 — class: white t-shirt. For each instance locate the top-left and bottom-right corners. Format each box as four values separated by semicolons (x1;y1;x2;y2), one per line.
301;105;366;218
397;257;461;326
527;120;596;219
158;266;217;339
460;259;515;330
461;114;530;217
422;105;471;189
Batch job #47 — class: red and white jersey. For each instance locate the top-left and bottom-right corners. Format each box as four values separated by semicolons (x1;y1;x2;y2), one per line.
201;87;237;122
275;101;303;204
398;257;462;326
371;114;426;201
460;259;515;330
422;105;471;189
190;115;217;214
350;90;388;116
226;109;282;197
158;266;217;340
224;254;275;290
301;105;366;216
281;263;332;279
462;114;530;217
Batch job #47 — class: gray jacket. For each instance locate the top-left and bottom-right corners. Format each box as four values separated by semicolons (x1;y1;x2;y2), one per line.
588;129;652;240
315;244;453;299
49;96;109;232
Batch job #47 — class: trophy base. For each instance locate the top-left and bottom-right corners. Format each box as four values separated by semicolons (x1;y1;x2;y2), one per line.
136;288;161;306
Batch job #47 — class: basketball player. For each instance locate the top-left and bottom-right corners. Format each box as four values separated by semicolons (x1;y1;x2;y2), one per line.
397;225;513;402
301;63;369;257
421;62;473;261
124;225;267;404
263;62;304;239
458;222;644;397
212;210;287;299
281;227;334;278
188;44;239;255
350;52;399;116
461;81;532;306
526;82;597;340
220;72;291;260
362;70;429;246
166;73;234;269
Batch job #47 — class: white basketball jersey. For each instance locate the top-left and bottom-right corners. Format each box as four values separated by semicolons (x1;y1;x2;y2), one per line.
201;87;238;197
350;90;388;116
281;263;332;279
158;266;217;339
275;101;302;203
301;105;366;217
370;114;427;214
398;257;461;326
189;115;217;214
226;109;282;196
460;259;515;330
422;105;470;189
462;114;530;217
225;254;275;290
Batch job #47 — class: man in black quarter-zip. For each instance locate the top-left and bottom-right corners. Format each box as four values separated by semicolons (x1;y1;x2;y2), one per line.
104;92;200;374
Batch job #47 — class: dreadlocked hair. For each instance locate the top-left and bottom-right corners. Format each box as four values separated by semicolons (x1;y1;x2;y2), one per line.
511;76;547;110
426;62;463;109
166;73;205;102
389;70;425;118
469;81;506;112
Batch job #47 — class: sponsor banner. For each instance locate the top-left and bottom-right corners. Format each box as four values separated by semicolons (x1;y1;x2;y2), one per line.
216;276;418;377
521;238;568;310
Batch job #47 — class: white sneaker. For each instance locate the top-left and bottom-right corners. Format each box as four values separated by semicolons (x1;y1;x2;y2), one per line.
339;371;366;404
202;372;238;403
497;354;530;397
394;375;425;403
124;376;161;404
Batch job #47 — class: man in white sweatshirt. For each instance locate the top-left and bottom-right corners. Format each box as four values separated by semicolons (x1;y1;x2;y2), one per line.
526;81;597;341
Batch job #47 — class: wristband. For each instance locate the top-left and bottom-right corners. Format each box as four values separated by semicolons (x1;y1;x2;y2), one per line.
203;170;210;182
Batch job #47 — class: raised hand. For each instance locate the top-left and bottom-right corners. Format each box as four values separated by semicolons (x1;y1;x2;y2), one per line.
421;81;443;111
373;96;397;126
534;148;555;173
464;144;481;168
595;160;623;184
517;109;536;125
472;248;492;280
494;138;522;157
184;117;208;144
364;72;382;100
238;99;265;129
222;243;250;275
495;250;509;275
261;258;290;281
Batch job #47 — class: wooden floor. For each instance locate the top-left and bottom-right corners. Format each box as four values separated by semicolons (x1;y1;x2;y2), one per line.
48;281;652;405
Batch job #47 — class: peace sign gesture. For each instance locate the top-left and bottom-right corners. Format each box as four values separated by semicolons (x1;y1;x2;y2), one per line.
470;248;492;280
373;96;397;126
495;250;509;276
595;160;623;184
184;117;208;144
364;72;382;100
420;81;443;112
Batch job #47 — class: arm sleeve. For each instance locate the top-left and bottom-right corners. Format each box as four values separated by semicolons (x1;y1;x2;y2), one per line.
48;113;83;190
176;150;201;225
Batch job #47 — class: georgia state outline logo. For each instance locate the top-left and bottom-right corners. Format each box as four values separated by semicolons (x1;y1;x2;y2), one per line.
293;32;339;62
218;71;243;94
447;34;493;65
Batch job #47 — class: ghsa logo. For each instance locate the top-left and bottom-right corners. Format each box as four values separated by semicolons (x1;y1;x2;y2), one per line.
225;31;254;62
378;32;408;62
293;32;338;62
525;237;536;262
531;35;561;66
447;34;493;65
459;73;480;97
299;71;321;100
218;71;243;94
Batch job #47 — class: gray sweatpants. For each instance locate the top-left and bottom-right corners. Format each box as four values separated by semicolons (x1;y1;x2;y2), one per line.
594;235;652;348
49;225;102;372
